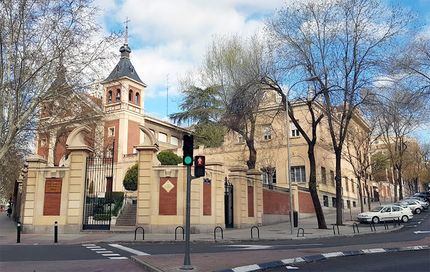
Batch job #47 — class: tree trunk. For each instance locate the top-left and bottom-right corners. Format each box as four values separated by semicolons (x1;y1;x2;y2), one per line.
246;139;257;170
392;167;398;202
308;144;327;229
397;166;403;200
366;185;371;211
335;150;343;225
357;177;364;213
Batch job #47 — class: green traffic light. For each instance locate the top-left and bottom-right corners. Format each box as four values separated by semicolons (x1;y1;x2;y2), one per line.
184;156;193;165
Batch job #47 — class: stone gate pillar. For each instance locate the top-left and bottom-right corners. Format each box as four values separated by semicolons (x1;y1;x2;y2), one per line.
247;169;263;226
228;166;247;228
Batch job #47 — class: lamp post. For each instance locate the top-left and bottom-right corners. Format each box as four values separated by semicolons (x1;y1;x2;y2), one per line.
285;76;318;235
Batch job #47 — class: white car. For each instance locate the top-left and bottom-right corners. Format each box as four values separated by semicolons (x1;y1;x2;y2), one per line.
403;197;429;209
357;205;413;224
399;200;424;214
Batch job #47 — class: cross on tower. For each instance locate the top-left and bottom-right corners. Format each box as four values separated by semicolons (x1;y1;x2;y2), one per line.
124;17;130;45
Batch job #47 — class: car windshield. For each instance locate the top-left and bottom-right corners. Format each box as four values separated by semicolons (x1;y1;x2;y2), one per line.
371;207;383;212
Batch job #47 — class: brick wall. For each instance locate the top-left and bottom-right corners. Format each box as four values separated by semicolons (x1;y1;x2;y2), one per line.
159;177;177;215
127;120;140;154
53;132;69;166
203;182;211;216
263;189;290;215
298;191;315;213
104;120;119;162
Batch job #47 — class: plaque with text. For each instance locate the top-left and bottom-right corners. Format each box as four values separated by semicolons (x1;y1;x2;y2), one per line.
44;178;62;215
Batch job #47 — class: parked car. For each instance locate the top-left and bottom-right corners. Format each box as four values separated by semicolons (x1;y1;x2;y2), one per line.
357;205;413;224
403;197;429;209
398;199;424;214
413;192;430;202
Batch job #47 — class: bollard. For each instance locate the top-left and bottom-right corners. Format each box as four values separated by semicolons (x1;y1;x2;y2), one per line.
297;228;305;237
54;221;58;243
251;226;260;239
383;221;389;230
175;226;185;241
369;222;376;232
17;221;21;243
214;226;223;241
352;223;359;234
134;226;145;240
332;224;339;235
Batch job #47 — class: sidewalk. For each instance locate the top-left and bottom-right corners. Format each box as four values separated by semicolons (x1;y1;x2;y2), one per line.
0;210;402;245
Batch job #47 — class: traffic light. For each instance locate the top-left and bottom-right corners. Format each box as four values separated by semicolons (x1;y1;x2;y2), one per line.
194;156;205;177
182;134;194;166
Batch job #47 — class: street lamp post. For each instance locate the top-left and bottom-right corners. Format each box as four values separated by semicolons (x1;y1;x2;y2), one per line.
284;76;318;235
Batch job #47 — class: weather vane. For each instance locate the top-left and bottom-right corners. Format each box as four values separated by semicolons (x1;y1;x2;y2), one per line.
124;17;130;45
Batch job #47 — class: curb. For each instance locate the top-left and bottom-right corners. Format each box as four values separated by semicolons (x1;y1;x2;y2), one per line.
215;245;430;272
130;255;165;272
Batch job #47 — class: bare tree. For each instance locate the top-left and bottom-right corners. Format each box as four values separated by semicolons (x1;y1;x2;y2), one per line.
268;0;409;225
0;0;118;162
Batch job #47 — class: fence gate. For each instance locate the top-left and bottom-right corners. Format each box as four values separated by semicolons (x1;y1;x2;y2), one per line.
82;156;114;230
224;178;234;228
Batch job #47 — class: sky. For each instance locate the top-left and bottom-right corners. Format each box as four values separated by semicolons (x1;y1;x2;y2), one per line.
95;0;430;141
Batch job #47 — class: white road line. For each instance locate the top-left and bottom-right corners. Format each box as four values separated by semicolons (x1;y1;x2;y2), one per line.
90;248;105;251
102;253;121;257
286;266;299;270
322;252;344;258
232;264;261;272
362;248;386;254
281;257;305;264
82;244;96;247
86;246;101;249
108;244;150;256
96;251;113;254
108;257;128;260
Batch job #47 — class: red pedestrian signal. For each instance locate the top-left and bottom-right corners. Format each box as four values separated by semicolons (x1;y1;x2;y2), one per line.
194;156;205;177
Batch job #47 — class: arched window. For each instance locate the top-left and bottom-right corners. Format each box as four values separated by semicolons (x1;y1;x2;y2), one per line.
107;90;112;103
129;90;133;102
135;92;140;105
115;89;121;102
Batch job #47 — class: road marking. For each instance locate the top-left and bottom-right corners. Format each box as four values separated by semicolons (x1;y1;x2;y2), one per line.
108;257;128;260
322;252;344;258
82;244;96;247
102;253;121;257
227;245;272;250
86;246;102;249
90;248;105;251
282;257;305;264
361;248;386;254
232;264;260;272
418;221;422;224
108;243;150;256
286;266;299;270
414;230;430;234
96;251;113;254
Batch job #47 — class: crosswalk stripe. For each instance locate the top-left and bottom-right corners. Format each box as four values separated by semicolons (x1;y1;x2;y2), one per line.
96;251;113;254
82;244;96;247
109;257;128;260
102;253;121;256
108;243;150;256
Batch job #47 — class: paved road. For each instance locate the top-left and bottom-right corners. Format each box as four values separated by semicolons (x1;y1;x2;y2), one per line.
0;211;428;262
266;249;430;271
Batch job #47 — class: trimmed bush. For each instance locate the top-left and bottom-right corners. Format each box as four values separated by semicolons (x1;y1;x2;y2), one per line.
123;164;138;191
93;213;111;221
157;150;182;165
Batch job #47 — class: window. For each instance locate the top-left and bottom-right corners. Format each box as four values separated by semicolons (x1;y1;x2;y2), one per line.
392;206;400;212
344;177;349;191
238;134;245;144
108;127;115;137
347;200;351;209
261;167;276;185
135;92;140;105
290;166;305;183
381;206;391;213
290;122;300;137
171;136;179;146
321;167;327;184
332;197;336;207
330;170;335;185
158;132;167;142
129;90;133;102
323;195;329;207
353;201;356;208
262;126;272;141
115;89;121;102
107;90;112;103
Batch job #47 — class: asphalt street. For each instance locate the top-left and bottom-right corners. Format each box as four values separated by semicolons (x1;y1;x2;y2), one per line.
0;210;429;268
265;249;430;271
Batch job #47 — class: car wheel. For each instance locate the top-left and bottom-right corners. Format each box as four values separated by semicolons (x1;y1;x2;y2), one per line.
372;216;380;224
401;215;408;223
415;208;422;214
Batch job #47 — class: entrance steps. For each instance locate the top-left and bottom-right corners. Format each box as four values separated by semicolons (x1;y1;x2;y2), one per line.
115;203;136;226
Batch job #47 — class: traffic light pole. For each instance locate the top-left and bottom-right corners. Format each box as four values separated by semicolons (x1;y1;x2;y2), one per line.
181;165;193;270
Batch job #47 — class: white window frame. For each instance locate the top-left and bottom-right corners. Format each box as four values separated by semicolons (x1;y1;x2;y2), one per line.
262;125;272;141
170;136;179;146
158;132;167;143
290;122;300;137
290;166;306;183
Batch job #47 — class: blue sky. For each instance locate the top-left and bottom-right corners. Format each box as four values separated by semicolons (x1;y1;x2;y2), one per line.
95;0;430;141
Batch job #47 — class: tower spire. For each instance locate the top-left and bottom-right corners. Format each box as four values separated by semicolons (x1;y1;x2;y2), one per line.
124;17;130;45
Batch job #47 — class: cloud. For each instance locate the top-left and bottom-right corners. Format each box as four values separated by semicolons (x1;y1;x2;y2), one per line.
97;0;283;99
